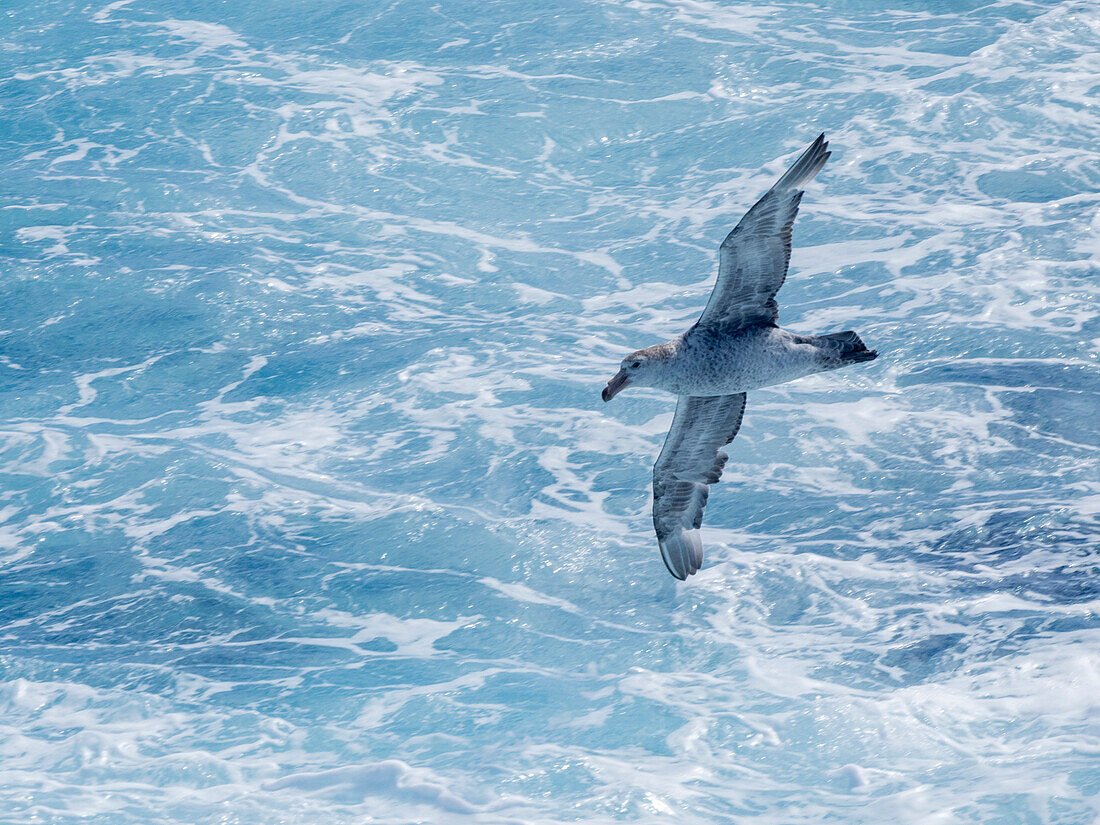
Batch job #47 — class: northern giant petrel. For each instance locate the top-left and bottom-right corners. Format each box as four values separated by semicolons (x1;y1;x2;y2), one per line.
602;134;878;579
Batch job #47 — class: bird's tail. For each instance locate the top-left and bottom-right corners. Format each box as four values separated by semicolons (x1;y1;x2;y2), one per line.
816;330;878;364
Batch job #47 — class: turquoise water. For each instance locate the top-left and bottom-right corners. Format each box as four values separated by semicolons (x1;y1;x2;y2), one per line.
1;0;1098;822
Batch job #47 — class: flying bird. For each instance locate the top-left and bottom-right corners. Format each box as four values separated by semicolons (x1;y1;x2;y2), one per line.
602;134;877;580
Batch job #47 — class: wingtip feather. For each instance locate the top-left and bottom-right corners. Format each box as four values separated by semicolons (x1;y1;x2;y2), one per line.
659;530;703;580
773;134;830;193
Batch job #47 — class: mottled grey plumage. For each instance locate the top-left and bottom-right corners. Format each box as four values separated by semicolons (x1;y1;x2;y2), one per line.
602;134;878;580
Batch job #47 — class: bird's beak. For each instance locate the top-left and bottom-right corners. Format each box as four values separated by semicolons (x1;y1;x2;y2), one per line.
602;369;630;402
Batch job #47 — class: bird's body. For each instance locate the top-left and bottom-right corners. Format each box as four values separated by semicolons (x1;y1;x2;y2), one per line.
632;324;866;397
602;134;878;580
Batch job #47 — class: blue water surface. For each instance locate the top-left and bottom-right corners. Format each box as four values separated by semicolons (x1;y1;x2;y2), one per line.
1;0;1098;822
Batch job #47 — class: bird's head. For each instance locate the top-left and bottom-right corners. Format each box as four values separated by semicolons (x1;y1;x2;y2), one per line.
602;346;667;401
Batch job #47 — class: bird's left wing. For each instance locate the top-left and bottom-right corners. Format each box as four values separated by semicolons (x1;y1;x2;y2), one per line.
652;393;747;579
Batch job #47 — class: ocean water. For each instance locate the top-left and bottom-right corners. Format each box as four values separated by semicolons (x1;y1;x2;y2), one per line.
1;0;1098;822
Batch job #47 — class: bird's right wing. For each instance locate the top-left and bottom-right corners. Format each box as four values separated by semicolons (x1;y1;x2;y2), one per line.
697;134;830;329
652;393;747;579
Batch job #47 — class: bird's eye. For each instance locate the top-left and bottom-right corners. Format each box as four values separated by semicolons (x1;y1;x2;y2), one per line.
631;361;641;369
